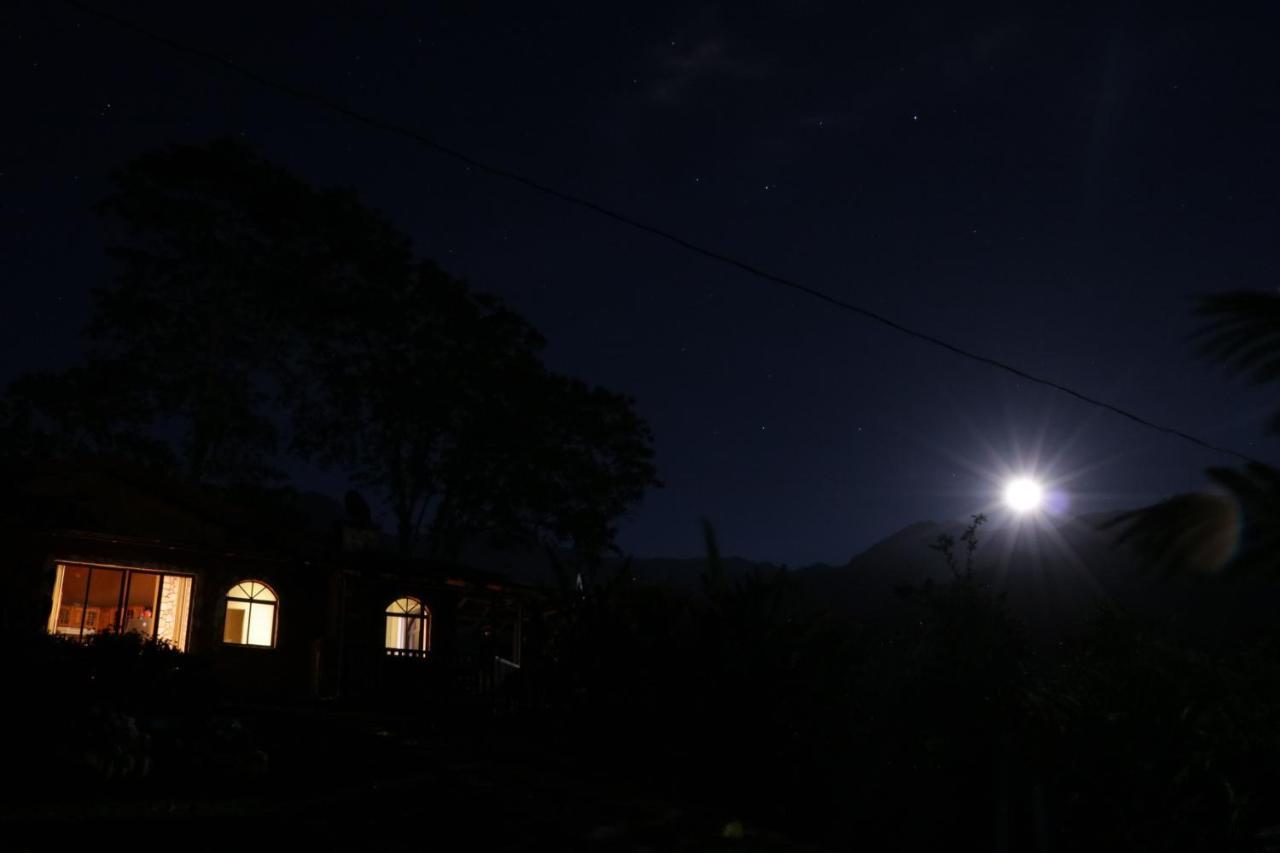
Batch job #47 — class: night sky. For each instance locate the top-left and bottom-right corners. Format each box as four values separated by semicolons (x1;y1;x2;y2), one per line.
6;2;1280;565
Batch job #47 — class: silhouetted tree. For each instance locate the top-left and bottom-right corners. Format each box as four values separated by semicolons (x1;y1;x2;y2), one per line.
87;140;348;481
1110;291;1280;576
929;512;987;579
289;259;524;552
3;139;658;558
0;362;174;470
431;372;659;561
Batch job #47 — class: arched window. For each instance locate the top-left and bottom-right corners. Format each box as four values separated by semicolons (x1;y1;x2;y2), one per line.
222;580;278;647
385;597;430;657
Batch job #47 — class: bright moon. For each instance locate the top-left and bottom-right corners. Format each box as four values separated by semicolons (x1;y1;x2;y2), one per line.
1003;477;1044;513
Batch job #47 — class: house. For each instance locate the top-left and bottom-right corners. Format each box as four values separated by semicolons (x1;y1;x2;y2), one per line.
3;462;542;705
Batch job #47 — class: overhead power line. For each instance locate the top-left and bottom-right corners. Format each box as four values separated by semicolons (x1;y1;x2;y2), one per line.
62;0;1263;466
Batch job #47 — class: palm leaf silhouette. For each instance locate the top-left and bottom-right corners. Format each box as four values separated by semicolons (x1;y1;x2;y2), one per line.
1109;293;1280;576
1105;464;1280;576
1197;291;1280;432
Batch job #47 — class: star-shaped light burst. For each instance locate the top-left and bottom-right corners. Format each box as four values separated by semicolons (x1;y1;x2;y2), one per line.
1003;476;1044;513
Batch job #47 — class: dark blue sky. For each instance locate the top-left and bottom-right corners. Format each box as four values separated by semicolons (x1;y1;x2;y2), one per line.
6;2;1280;564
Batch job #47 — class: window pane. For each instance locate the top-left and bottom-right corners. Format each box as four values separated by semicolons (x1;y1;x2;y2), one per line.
86;568;125;636
224;600;250;643
123;572;159;639
52;564;90;637
246;601;275;647
224;584;277;647
156;575;193;651
385;615;427;651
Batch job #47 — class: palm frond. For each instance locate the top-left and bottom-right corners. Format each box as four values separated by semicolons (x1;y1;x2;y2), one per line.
1196;292;1280;392
1107;462;1280;577
1105;492;1240;577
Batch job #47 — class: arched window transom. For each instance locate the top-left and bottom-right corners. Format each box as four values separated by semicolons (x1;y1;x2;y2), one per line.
385;596;430;657
223;580;278;647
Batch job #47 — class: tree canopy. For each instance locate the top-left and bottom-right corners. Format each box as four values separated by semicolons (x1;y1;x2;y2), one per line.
3;140;659;558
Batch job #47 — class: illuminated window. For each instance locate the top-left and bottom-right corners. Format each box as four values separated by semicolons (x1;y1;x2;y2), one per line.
46;563;193;650
385;597;430;657
222;580;278;647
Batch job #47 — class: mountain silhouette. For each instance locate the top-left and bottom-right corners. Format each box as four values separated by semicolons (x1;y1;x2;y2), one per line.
450;506;1280;639
801;510;1280;638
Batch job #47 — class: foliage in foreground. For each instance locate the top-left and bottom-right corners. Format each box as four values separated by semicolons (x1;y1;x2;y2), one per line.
526;523;1280;851
6;529;1280;849
1109;291;1280;579
3;632;263;794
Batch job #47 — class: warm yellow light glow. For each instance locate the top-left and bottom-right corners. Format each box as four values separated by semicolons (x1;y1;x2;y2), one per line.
222;580;278;647
385;597;430;654
47;563;194;648
1004;477;1044;512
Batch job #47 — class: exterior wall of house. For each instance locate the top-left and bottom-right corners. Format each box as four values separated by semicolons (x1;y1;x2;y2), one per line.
22;528;540;707
31;531;326;700
196;560;332;701
332;568;459;705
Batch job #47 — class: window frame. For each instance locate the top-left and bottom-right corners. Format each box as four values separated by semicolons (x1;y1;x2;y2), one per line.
221;580;280;649
47;561;194;649
384;596;431;658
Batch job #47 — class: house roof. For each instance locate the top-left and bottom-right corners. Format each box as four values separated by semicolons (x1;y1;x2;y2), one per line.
2;459;342;558
1;459;547;596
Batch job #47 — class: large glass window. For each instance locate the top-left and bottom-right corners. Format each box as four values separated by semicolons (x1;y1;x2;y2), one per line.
47;563;193;650
156;575;193;650
222;580;278;647
385;597;430;657
122;571;159;638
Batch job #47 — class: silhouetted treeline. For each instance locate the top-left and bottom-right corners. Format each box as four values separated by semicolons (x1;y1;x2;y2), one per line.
8;537;1280;848
514;524;1280;850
